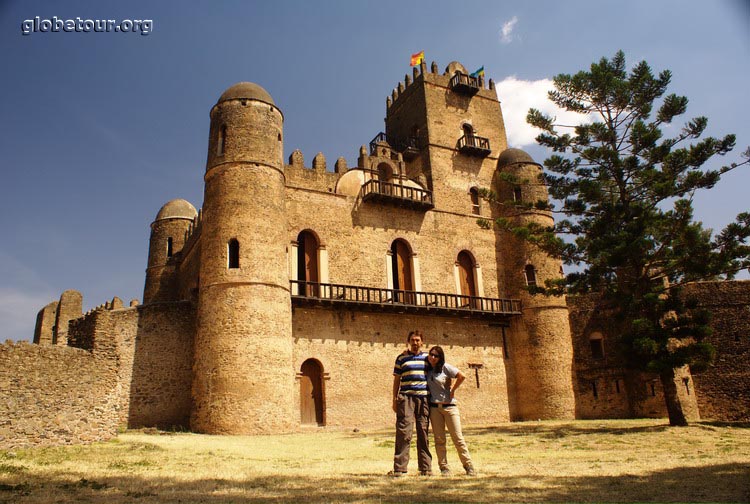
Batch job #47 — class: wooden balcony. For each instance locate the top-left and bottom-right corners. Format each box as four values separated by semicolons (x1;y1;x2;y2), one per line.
290;281;522;321
369;132;422;159
449;72;481;95
360;180;434;210
458;135;491;157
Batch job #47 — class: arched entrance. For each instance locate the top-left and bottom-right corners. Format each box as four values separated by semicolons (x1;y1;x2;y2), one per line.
300;359;325;425
457;251;478;308
297;230;319;297
391;239;414;304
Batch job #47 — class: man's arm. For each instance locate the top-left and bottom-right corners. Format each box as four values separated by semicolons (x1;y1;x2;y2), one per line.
392;375;401;413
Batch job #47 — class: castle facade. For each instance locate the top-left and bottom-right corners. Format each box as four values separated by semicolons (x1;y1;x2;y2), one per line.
2;61;747;447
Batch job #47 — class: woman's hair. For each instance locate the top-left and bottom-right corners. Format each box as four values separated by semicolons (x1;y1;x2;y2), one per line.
426;345;445;374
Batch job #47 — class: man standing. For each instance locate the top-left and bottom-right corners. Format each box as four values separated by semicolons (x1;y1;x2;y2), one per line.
389;330;432;476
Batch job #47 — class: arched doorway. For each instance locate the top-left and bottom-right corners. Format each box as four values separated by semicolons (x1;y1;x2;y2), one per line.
300;359;325;425
457;251;478;308
297;231;319;297
377;162;394;195
391;239;414;304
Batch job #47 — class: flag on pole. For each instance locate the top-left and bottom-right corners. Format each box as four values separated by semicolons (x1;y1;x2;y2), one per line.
470;66;485;78
410;51;425;67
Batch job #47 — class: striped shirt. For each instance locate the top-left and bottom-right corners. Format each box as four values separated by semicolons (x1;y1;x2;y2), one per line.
393;351;429;396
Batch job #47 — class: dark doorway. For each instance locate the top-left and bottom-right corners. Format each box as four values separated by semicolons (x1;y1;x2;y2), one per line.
300;359;325;425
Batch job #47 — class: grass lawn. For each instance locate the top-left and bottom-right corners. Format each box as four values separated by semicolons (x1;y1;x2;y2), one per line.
1;419;748;503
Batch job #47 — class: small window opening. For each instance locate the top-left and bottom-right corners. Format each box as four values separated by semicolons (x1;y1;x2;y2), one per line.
589;333;604;360
217;125;227;156
649;381;656;397
591;380;598;399
462;123;474;138
167;237;173;258
469;187;480;215
513;186;522;202
228;238;240;269
524;265;537;287
683;377;690;395
615;379;621;394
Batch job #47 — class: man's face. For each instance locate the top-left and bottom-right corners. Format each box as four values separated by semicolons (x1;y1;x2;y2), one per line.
408;335;423;353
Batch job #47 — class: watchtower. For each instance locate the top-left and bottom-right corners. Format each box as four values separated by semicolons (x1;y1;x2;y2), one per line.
192;82;295;434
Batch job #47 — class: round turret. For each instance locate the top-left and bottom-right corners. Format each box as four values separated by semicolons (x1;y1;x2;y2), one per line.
493;150;576;420
193;81;295;434
206;82;283;173
144;199;197;304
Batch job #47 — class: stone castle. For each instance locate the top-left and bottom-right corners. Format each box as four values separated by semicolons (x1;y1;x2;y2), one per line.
1;60;748;447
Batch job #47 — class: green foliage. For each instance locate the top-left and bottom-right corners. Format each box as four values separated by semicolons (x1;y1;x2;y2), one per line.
494;52;750;382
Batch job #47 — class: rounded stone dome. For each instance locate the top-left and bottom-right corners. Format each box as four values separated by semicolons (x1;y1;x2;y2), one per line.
155;199;198;221
445;61;468;76
217;82;275;106
498;148;537;167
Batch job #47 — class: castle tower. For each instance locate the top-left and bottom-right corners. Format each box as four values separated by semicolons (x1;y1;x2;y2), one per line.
384;61;508;213
143;199;197;304
192;82;295;434
494;148;576;420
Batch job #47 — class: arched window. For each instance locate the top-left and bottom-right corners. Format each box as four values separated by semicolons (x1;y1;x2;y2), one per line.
589;332;604;359
457;251;479;308
217;125;227;156
391;239;414;303
228;238;240;269
297;231;319;297
300;359;325;426
469;187;480;215
462;123;474;138
167;237;173;258
524;264;537;287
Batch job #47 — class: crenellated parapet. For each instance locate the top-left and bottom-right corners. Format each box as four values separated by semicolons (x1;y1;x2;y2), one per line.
386;60;496;113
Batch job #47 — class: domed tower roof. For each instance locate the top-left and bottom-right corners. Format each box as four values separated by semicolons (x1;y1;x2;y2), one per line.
155;199;198;222
217;82;275;106
498;148;538;168
445;61;468;76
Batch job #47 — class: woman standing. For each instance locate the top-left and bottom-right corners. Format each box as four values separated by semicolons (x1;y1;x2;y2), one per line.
426;345;476;476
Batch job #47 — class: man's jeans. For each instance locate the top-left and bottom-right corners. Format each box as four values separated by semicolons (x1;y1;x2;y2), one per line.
393;393;432;473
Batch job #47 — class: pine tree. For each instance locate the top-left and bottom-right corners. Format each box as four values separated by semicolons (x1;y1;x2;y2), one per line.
492;51;750;426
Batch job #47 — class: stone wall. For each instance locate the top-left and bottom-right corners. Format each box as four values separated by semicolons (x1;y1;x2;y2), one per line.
683;280;750;421
0;315;121;448
127;302;195;429
291;307;510;429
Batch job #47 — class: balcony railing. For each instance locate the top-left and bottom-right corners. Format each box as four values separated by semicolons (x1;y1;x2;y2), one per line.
360;179;434;210
290;280;522;320
458;135;491;157
369;132;422;159
449;72;481;95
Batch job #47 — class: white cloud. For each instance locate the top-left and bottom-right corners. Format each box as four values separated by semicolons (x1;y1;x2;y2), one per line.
496;76;593;148
500;16;518;44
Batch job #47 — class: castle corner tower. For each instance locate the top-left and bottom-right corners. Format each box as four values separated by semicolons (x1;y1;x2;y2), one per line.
192;82;295;434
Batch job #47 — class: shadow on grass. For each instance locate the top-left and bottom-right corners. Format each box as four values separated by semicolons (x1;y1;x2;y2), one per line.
464;422;671;439
1;461;748;503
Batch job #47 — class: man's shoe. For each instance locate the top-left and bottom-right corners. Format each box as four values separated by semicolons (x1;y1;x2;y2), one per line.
387;470;406;477
464;464;476;476
440;468;452;476
419;471;433;476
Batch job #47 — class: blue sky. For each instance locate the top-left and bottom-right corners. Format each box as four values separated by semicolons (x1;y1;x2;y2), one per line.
1;0;748;342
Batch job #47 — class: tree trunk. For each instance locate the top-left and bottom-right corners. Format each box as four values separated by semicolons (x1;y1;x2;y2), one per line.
660;368;688;426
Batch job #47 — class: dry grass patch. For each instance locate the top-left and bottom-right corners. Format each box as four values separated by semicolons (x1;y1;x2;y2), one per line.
0;419;748;503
